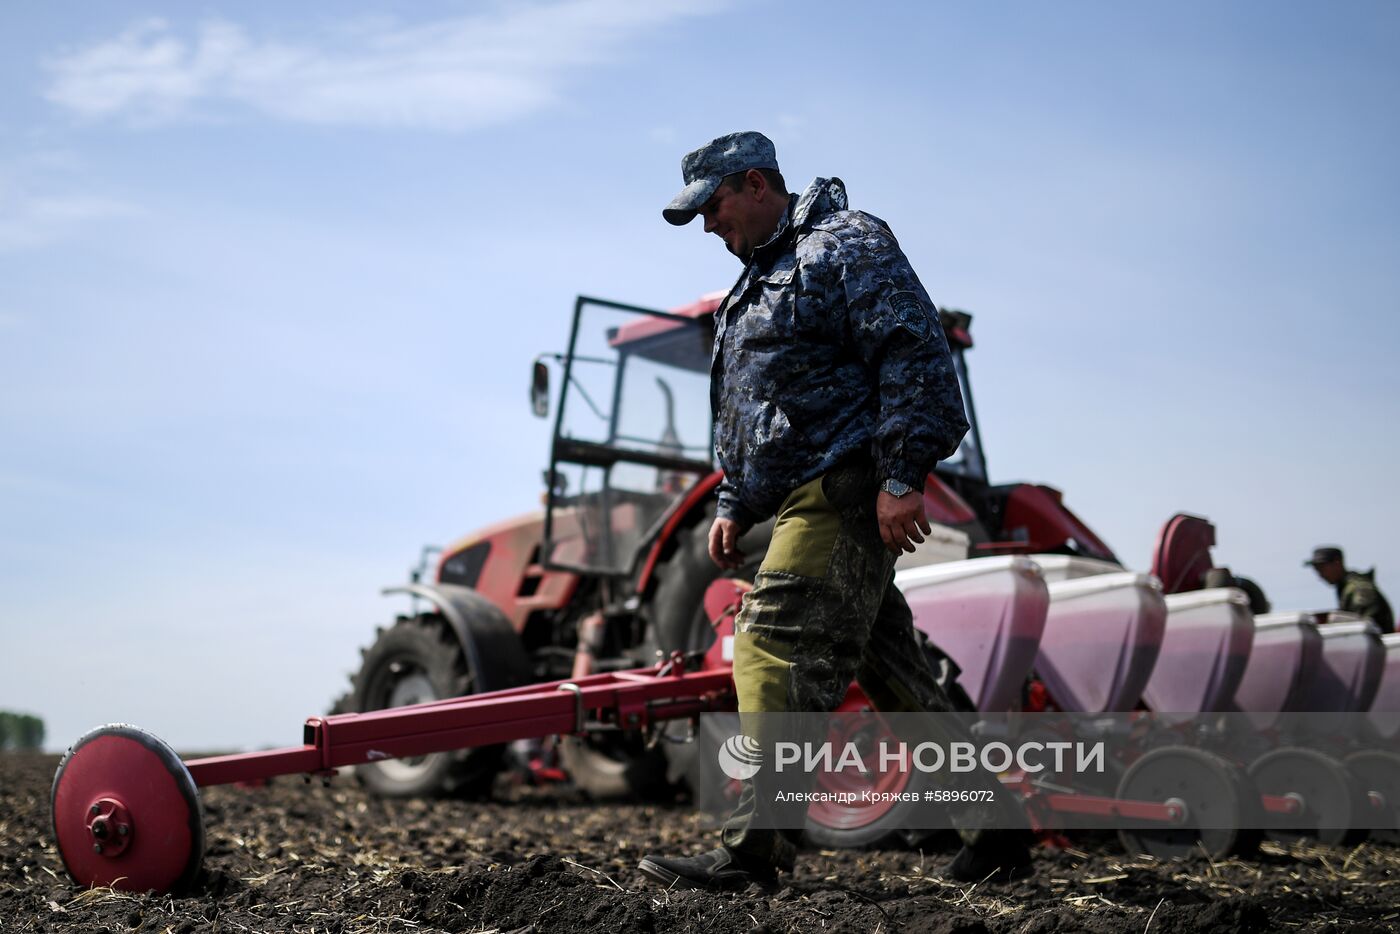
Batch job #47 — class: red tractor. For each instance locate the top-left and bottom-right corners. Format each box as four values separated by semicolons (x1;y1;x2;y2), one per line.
48;296;1292;896
342;294;1123;801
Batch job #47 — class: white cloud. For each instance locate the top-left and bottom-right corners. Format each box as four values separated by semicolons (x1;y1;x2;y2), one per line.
43;2;719;131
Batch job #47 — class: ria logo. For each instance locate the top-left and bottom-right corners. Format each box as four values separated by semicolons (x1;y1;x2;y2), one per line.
717;734;763;781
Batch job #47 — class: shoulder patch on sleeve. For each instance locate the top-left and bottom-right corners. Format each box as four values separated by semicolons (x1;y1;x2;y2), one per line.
890;290;932;342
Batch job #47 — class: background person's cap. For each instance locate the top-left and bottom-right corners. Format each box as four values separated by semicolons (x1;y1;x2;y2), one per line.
1305;546;1344;566
663;131;779;225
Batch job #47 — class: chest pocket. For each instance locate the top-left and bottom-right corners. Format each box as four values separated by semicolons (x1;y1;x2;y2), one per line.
755;263;798;333
726;263;797;355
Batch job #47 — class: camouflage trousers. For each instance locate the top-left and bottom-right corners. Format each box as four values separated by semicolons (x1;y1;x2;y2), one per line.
721;458;994;870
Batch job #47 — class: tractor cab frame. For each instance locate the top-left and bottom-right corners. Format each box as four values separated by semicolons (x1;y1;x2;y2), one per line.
536;296;715;580
532;294;1110;599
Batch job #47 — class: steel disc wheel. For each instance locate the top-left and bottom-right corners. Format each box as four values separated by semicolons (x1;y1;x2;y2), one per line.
51;724;204;893
1116;747;1246;860
804;705;917;844
1344;750;1400;844
1249;748;1364;846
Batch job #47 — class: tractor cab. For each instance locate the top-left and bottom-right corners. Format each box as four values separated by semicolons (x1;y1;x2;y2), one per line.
534;296;715;577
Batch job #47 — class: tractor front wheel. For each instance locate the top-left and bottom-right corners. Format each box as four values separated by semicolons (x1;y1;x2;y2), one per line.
349;615;501;798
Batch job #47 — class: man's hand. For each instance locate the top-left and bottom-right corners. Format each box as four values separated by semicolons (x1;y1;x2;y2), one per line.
878;490;930;554
708;517;747;569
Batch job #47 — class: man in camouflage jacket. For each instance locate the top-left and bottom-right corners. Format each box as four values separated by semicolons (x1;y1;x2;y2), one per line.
702;175;969;536
1306;546;1394;633
638;131;1030;890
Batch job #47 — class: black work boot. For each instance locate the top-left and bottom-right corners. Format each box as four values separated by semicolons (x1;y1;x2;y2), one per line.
637;846;779;890
944;830;1034;883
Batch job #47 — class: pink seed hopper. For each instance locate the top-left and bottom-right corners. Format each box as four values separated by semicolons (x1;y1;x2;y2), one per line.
1142;589;1254;715
1036;573;1167;713
1230;612;1324;729
896;556;1050;712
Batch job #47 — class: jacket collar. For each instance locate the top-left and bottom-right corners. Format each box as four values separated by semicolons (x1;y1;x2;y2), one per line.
791;176;848;232
749;176;849;266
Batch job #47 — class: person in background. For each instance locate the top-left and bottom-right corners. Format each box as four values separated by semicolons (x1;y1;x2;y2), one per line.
1306;545;1394;633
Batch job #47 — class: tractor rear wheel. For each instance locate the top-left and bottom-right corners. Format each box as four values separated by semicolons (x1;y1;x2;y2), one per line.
350;614;501;798
651;516;772;657
558;733;671;800
651;516;771;784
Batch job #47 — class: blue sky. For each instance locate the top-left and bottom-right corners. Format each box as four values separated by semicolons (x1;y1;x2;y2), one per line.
2;1;1398;751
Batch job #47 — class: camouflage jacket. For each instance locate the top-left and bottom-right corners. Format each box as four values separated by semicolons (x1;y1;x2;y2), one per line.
1338;569;1394;634
711;177;969;526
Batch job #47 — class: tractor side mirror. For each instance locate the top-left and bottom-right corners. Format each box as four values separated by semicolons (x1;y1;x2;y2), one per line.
530;360;550;418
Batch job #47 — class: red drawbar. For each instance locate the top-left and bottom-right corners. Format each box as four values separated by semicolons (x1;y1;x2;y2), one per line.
184;663;738;788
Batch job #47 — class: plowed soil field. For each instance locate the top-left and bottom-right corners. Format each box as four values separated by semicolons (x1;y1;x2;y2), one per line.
4;752;1398;933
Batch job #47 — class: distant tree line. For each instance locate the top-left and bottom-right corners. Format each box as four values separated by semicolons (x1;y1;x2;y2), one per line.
0;711;45;751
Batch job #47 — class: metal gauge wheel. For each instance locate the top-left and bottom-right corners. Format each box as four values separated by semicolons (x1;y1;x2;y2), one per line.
1343;749;1400;844
1116;747;1252;860
51;724;204;893
1248;747;1366;846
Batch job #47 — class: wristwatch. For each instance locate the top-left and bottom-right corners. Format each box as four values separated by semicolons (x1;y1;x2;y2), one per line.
881;478;916;497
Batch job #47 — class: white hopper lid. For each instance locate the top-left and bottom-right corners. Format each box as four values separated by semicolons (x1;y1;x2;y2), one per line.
895;555;1042;589
1046;571;1162;601
1163;588;1251;611
1253;611;1319;631
1318;619;1381;640
1031;554;1124;581
893;523;971;571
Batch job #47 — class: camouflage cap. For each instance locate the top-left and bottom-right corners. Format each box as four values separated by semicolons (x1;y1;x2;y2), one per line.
1305;546;1344;567
663;131;780;225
